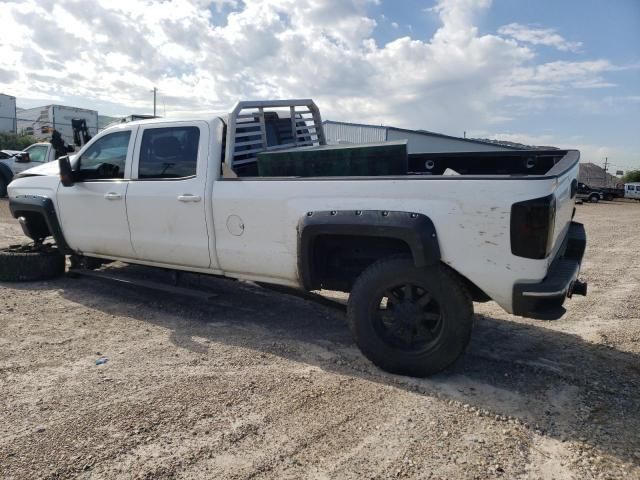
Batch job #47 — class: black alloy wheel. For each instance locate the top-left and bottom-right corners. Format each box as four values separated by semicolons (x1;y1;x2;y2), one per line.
372;283;443;353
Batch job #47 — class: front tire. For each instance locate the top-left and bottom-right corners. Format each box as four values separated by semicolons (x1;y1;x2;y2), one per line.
0;177;7;198
0;244;65;281
347;256;473;377
589;194;600;203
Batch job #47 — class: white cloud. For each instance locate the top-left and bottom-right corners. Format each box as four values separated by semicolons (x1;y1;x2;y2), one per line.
498;23;582;52
0;0;623;139
501;60;617;98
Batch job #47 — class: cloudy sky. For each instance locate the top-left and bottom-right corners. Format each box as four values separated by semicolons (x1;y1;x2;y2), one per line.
1;0;638;169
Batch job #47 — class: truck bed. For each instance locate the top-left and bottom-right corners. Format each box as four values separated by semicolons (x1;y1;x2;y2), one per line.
222;100;569;179
234;148;572;178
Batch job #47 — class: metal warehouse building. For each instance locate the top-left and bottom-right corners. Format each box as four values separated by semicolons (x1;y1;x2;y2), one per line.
323;120;519;154
0;93;17;134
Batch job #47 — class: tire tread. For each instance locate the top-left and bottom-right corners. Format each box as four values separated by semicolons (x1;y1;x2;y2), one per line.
347;255;473;377
0;245;65;282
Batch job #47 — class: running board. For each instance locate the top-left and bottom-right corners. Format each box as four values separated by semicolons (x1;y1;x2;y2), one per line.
68;269;219;301
256;282;347;312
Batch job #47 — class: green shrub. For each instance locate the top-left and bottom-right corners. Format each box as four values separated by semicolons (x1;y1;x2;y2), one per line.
0;132;38;151
623;170;640;183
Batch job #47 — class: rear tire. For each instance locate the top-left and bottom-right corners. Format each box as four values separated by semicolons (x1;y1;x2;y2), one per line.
0;244;65;281
347;256;473;377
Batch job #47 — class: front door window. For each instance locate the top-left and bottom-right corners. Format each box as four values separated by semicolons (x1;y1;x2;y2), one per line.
25;145;48;163
77;131;131;180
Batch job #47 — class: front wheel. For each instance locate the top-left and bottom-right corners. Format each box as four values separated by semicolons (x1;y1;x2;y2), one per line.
0;177;7;198
347;256;473;377
589;194;600;203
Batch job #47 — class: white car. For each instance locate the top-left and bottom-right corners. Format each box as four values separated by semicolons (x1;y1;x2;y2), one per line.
0;149;23;159
0;143;60;197
4;99;587;376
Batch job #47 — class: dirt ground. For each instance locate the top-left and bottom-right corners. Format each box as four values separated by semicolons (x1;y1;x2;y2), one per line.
0;199;638;480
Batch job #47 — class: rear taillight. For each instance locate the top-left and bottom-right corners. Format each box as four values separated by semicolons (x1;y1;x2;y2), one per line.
510;194;556;259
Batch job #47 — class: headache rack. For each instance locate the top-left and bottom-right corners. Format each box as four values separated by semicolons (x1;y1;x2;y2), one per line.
224;99;327;173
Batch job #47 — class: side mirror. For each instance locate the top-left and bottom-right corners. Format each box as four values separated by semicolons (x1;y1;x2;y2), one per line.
14;152;30;163
59;155;75;187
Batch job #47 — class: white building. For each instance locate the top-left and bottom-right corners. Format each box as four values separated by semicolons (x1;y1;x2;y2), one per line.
323;120;519;154
0;93;17;134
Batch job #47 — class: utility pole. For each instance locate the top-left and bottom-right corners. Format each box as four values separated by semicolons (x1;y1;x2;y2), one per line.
603;157;609;187
152;87;157;117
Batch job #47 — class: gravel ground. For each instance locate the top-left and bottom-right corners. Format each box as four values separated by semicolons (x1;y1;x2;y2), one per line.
0;198;639;479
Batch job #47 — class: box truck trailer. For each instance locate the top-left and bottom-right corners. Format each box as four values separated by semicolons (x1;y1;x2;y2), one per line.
17;104;98;147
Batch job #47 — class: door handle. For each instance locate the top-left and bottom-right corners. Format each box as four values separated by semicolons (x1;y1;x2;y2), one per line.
177;194;202;203
104;192;122;200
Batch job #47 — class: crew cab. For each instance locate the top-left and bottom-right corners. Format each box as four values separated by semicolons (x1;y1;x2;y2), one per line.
576;182;604;203
5;99;587;377
624;182;640;201
0;143;60;197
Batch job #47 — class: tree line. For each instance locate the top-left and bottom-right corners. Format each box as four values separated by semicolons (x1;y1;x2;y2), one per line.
0;132;38;151
623;170;640;183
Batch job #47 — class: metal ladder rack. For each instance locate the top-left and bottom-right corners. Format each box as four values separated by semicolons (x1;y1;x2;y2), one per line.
224;99;326;173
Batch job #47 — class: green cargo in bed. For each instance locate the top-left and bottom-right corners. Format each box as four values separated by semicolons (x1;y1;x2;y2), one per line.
256;140;408;177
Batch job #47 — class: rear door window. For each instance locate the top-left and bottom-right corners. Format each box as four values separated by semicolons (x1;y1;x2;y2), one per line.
138;126;200;179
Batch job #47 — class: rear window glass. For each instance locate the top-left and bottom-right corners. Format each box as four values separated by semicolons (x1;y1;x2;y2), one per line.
138;126;200;179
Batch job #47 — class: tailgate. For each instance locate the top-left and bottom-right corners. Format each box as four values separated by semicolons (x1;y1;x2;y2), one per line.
548;151;580;262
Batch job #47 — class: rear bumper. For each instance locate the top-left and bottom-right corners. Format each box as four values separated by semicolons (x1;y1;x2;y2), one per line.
513;221;586;320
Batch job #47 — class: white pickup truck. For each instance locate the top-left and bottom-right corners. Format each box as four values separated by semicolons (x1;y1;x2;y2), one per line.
3;99;587;376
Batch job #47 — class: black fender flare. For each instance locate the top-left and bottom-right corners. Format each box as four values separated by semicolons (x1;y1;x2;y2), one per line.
0;162;13;185
298;210;441;290
9;195;72;254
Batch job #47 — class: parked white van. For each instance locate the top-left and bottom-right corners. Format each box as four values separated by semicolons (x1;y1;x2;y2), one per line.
624;183;640;201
